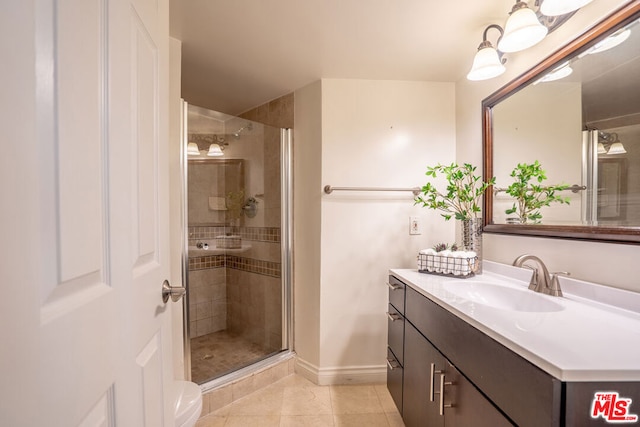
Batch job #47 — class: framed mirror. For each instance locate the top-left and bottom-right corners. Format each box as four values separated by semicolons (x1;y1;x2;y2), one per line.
483;2;640;243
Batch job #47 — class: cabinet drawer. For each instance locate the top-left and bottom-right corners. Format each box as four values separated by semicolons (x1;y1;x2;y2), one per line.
387;303;404;365
386;347;403;415
388;275;406;314
405;285;561;427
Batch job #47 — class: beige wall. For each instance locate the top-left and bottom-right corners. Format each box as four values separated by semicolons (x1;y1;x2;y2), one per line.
456;0;639;291
293;81;323;370
295;79;456;383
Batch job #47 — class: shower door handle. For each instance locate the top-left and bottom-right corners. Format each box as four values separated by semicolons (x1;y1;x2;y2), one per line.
162;280;186;303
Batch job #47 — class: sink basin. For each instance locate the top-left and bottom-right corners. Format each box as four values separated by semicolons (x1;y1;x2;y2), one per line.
443;281;565;312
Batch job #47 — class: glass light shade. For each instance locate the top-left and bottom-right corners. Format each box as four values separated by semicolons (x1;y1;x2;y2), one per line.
187;142;200;156
589;29;631;55
540;0;593;17
207;143;224;156
536;62;573;84
597;142;607;155
466;46;506;81
498;5;548;53
607;142;627;155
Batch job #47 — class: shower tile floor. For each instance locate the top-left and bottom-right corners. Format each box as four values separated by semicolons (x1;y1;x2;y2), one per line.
191;330;277;384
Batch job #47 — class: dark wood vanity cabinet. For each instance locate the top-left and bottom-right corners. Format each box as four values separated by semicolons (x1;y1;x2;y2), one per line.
402;312;512;427
388;275;562;427
388;274;640;427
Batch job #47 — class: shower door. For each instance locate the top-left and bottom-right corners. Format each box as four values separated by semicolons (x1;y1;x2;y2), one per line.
182;103;292;385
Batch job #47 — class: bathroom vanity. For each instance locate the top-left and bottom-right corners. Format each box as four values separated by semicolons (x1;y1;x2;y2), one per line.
386;262;640;427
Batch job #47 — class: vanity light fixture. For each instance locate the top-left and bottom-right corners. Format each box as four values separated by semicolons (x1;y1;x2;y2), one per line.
468;0;590;82
187;142;201;156
189;133;229;156
540;0;593;17
207;143;224;157
498;1;548;53
467;24;507;81
599;132;627;155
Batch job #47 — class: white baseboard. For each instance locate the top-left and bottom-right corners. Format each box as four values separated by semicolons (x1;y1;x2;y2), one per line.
295;357;386;386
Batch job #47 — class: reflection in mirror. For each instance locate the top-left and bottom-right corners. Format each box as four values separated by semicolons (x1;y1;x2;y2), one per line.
483;2;640;243
187;158;245;226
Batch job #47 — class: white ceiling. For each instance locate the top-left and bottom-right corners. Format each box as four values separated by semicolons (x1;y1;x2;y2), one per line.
170;0;518;115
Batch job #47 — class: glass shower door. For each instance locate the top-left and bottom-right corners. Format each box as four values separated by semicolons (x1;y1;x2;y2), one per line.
183;104;291;384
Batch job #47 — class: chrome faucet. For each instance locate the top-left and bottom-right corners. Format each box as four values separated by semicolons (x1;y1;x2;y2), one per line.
512;254;568;297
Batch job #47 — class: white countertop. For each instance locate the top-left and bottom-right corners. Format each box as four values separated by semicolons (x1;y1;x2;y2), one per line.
390;261;640;382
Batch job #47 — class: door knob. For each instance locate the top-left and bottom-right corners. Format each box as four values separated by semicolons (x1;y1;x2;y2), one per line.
162;280;186;303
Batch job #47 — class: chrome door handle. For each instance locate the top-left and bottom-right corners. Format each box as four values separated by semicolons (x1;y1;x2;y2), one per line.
439;373;454;416
162;280;186;303
430;363;443;402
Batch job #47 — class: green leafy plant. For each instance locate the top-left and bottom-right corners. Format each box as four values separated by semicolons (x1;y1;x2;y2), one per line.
504;161;571;224
415;163;495;221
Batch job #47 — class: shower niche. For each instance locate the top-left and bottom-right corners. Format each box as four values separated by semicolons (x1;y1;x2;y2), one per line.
184;104;290;385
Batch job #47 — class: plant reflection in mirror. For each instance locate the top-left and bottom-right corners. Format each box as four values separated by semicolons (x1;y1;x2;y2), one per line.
504;161;571;223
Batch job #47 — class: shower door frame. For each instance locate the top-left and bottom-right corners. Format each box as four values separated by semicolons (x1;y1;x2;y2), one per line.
179;101;294;387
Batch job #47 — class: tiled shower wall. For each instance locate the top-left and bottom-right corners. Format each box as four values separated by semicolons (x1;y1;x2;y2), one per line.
188;263;227;337
188;225;282;350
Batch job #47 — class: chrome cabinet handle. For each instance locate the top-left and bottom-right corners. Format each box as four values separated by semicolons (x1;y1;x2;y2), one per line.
429;363;443;402
386;312;402;321
386;282;401;290
386;357;400;370
162;280;186;303
439;373;454;416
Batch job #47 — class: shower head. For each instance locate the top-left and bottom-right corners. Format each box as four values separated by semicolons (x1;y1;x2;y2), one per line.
233;122;253;138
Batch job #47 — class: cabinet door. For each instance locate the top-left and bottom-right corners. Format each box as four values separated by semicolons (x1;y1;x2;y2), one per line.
403;323;446;427
444;365;514;427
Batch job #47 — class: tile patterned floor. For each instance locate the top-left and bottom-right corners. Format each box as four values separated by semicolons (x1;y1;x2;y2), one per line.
191;330;278;384
196;374;405;427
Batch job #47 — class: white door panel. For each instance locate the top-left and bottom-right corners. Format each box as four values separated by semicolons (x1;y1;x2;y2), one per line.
1;0;171;425
36;0;116;424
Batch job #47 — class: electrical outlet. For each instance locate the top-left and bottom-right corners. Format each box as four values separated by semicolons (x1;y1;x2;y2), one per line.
410;216;421;235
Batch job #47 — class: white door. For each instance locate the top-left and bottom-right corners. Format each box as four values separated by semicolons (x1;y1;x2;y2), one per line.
0;0;173;426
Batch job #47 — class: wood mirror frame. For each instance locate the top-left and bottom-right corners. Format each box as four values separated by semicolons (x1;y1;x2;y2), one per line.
482;1;640;244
